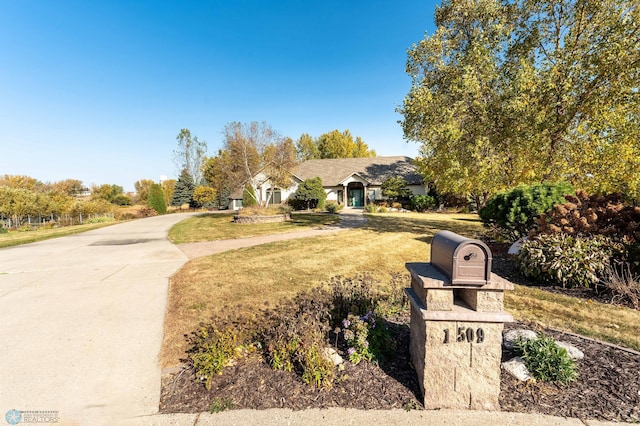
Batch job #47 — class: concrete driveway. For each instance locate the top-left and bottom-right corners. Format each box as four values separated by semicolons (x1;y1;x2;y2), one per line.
0;213;194;425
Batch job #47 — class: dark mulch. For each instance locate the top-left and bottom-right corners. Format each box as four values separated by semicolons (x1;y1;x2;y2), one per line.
160;248;640;422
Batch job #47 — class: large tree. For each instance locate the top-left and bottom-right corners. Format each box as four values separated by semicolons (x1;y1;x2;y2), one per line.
173;128;207;185
220;121;297;206
316;130;376;159
400;0;640;205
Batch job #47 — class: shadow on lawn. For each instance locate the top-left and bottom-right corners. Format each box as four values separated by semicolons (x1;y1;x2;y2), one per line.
360;214;483;238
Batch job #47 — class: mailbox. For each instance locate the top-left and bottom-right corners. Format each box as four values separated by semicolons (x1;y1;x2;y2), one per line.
430;230;492;286
405;230;513;410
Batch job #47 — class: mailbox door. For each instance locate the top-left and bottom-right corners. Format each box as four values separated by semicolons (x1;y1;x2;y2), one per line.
453;245;489;285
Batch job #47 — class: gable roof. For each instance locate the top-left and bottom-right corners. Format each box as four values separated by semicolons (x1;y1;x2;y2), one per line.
292;156;424;186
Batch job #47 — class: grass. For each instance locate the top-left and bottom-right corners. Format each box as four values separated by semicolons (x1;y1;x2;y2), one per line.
168;212;341;243
160;212;484;367
160;211;640;368
506;285;640;352
0;222;118;249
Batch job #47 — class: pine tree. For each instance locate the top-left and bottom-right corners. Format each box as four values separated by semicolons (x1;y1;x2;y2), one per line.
172;169;195;207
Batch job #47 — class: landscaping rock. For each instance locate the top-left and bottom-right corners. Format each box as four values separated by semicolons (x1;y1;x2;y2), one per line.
323;347;344;366
501;357;531;381
508;237;528;255
503;329;538;350
555;341;585;360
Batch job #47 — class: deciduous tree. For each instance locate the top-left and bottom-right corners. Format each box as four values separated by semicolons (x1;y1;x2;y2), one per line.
316;130;376;159
400;0;640;203
173;128;207;185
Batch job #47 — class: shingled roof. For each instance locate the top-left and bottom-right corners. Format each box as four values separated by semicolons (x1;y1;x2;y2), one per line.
292;156;423;186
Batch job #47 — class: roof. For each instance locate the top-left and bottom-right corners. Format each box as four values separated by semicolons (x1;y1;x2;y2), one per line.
292;156;424;186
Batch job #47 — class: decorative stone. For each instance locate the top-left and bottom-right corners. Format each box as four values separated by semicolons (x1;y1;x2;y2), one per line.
322;348;343;366
508;237;528;255
556;341;585;360
503;329;538;350
501;357;531;381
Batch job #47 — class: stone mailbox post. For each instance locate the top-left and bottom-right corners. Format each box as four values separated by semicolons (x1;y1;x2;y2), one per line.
405;230;513;410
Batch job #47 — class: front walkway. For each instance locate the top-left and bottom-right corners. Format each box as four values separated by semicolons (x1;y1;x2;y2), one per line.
177;209;366;259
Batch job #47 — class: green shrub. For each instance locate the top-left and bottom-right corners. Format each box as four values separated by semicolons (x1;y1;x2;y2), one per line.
516;233;619;288
325;201;343;214
514;334;578;384
242;184;258;208
364;204;378;213
189;326;238;390
341;311;395;365
0;227;8;234
411;194;436;212
147;183;167;215
479;182;574;239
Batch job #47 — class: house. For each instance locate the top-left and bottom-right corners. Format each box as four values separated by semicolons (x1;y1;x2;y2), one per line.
229;156;426;210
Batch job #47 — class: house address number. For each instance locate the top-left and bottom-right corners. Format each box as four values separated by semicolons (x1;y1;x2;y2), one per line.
443;327;485;344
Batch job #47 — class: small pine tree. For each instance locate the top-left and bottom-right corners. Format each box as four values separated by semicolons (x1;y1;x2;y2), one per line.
147;183;167;214
172;169;195;207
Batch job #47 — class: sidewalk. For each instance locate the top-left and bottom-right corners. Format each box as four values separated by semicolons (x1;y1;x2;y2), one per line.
177;209;367;259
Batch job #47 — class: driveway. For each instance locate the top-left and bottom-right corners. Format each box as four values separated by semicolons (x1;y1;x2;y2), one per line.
0;213;195;425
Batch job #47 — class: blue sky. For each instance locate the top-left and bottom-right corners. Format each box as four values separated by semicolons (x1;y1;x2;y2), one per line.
0;1;438;191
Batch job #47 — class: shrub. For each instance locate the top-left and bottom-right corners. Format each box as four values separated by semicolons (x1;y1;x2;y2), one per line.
514;334;578;384
261;290;335;388
516;233;619;288
147;183;167;215
325;201;343;214
85;216;115;224
189;326;239;390
479;182;573;239
411;194;436;212
364;204;378;213
534;190;640;243
187;310;255;390
0;227;7;234
341;311;395;365
242;184;258;208
601;263;640;309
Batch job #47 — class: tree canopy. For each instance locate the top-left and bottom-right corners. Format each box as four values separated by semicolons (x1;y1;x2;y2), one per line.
174;128;207;185
399;0;640;204
203;121;297;206
295;130;376;160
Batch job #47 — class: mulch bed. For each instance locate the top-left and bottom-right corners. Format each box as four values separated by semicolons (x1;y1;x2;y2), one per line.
160;248;640;422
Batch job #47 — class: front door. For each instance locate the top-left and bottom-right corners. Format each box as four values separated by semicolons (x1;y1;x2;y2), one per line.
348;188;364;207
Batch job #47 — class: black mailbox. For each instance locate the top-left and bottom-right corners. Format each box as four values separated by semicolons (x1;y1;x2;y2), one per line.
430;230;492;286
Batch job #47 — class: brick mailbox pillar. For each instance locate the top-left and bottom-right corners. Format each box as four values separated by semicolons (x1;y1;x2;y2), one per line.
405;231;513;410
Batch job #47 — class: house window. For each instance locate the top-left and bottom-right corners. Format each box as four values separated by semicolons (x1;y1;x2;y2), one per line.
337;190;344;204
368;189;376;201
267;188;282;204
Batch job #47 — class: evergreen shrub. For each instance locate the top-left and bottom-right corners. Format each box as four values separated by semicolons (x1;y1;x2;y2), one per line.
479;182;573;239
147;183;167;214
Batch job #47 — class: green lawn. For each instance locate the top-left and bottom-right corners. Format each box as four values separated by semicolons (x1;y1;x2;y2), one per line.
168;212;342;243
